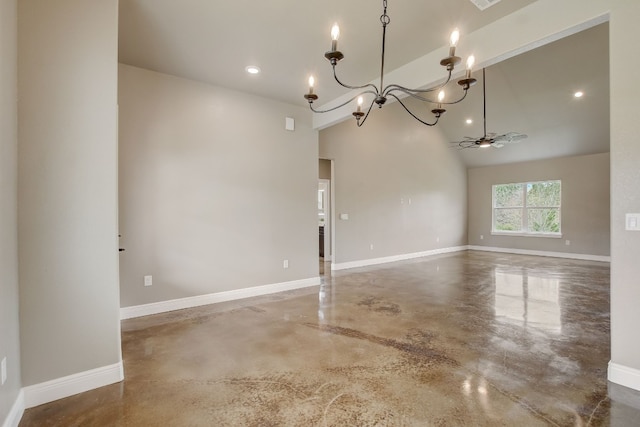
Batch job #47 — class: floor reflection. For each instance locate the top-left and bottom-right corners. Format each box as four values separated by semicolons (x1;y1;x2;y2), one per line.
494;269;561;333
318;280;334;324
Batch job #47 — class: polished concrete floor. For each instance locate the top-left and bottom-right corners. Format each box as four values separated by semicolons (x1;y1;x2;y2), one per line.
20;251;640;426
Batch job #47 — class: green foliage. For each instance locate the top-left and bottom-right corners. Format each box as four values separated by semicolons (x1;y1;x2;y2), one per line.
528;209;560;233
495;209;522;231
494;183;523;208
527;181;561;207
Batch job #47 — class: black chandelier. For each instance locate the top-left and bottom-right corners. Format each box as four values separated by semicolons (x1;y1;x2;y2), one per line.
304;0;477;127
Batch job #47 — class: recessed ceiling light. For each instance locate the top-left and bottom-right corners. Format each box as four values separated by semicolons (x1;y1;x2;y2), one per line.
245;66;261;75
574;91;584;98
465;119;473;124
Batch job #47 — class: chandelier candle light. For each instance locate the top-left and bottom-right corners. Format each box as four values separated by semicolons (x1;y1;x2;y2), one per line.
304;0;477;127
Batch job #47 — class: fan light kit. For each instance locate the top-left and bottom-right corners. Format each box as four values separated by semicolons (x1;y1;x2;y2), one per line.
304;0;477;127
245;66;261;75
453;68;528;149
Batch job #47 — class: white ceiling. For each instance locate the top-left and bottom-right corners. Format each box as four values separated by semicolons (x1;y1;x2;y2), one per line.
118;0;610;168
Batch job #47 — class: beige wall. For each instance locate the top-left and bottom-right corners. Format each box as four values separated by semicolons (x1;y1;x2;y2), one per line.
319;159;331;180
468;153;610;256
18;0;121;386
118;65;319;308
0;0;21;420
319;102;468;265
610;0;640;375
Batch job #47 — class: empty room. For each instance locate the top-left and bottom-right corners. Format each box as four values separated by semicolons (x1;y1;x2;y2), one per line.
2;0;640;426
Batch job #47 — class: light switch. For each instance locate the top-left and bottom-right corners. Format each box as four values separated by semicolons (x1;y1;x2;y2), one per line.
340;213;349;220
285;117;295;131
626;213;640;231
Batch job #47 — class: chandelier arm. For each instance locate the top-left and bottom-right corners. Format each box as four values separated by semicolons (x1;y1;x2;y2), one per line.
356;98;377;128
382;71;452;96
386;86;469;105
385;87;441;103
308;91;378;114
387;93;439;127
444;89;469;105
332;65;379;93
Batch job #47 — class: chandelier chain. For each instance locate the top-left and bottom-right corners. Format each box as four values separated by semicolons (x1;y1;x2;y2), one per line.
379;19;387;94
381;0;390;25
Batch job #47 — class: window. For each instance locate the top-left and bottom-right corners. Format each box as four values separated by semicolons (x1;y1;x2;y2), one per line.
492;180;561;236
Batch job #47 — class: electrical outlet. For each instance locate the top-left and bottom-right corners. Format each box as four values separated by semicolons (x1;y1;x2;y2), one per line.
370;244;374;250
1;357;7;385
283;260;289;269
480;235;484;240
144;275;152;287
565;240;571;246
626;213;640;230
436;237;440;243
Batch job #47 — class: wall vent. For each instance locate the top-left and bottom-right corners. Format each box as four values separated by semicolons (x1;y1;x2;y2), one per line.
469;0;502;11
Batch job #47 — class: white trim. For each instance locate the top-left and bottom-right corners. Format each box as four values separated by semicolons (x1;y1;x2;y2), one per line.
331;246;469;271
468;245;610;262
491;231;562;239
2;390;24;427
120;277;321;320
608;361;640;392
22;362;123;409
330;246;610;271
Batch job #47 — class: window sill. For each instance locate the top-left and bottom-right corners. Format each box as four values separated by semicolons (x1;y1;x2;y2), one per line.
491;231;562;239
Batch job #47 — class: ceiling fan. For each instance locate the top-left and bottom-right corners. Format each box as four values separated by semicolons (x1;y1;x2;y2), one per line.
453;68;527;149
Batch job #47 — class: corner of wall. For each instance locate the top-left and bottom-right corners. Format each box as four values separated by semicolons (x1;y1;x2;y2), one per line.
1;390;24;427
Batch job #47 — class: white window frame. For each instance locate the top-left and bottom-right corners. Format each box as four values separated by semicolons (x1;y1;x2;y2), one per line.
491;180;562;238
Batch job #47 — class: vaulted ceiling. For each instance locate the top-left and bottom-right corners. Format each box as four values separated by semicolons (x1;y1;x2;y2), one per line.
118;0;609;168
440;23;609;168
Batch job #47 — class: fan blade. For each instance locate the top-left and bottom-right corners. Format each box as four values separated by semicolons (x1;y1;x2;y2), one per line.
450;136;483;149
492;143;505;148
452;139;479;149
494;132;528;143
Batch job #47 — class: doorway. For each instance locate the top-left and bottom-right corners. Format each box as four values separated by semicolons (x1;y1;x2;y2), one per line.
319;159;333;275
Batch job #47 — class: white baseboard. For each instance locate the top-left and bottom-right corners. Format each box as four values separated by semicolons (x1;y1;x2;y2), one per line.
121;277;321;320
22;362;123;409
330;245;609;271
608;361;640;392
2;390;24;427
331;246;469;271
468;245;610;262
